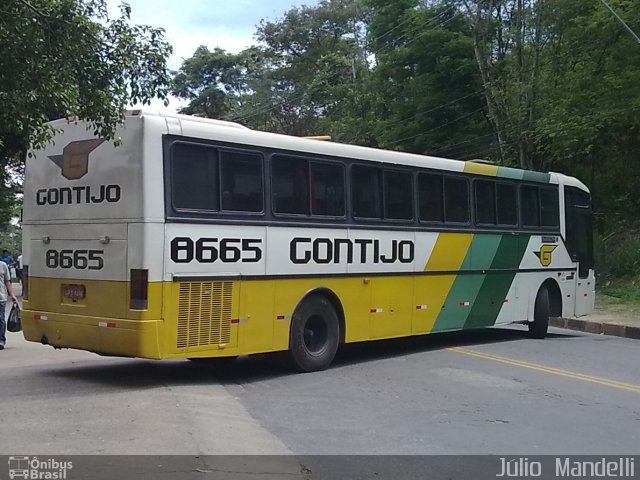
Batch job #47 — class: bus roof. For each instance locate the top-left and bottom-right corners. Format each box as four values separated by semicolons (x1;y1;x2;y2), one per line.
51;110;589;192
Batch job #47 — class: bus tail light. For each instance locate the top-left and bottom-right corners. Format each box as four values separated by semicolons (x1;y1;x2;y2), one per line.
130;269;148;310
22;265;28;300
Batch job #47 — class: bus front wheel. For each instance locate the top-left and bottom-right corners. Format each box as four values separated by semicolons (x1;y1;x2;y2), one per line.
529;286;550;339
288;295;340;372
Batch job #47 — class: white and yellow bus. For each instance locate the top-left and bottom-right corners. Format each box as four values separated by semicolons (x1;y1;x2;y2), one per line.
22;111;594;371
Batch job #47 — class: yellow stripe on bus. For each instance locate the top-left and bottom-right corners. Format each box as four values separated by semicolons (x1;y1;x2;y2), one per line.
414;233;474;334
424;233;473;272
463;162;499;176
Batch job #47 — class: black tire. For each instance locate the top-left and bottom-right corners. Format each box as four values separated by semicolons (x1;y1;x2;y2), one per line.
529;286;550;339
288;295;340;372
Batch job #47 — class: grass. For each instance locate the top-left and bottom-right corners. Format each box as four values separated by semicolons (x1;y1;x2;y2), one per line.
596;276;640;317
594;227;640;315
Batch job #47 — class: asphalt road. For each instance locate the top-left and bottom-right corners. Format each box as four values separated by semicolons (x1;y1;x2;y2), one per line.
1;300;639;477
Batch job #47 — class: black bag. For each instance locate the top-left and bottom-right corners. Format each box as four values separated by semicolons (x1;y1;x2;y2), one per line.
7;303;21;333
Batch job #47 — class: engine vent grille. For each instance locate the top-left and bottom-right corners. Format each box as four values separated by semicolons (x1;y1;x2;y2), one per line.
177;281;232;348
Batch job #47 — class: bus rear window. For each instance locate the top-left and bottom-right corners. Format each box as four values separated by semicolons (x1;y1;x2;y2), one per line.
171;143;219;211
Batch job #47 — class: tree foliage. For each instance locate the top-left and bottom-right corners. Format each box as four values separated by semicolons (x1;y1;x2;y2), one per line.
172;0;369;138
165;0;640;235
0;0;173;156
365;0;487;155
0;0;172;228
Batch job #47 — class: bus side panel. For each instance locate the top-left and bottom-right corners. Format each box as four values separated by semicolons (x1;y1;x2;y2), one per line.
366;230;416;339
369;276;413;339
412;275;455;334
519;235;577;320
431;234;499;332
464;234;529;329
237;279;276;354
334;278;372;343
270;277;372;350
161;279;240;358
575;271;595;316
417;232;472;334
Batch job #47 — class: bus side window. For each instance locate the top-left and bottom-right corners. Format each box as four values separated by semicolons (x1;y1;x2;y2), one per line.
384;170;413;220
171;142;219;211
496;183;517;226
540;187;560;228
418;173;444;223
220;150;263;213
351;165;383;219
521;185;540;227
475;179;496;225
444;176;469;224
272;155;310;215
311;162;345;217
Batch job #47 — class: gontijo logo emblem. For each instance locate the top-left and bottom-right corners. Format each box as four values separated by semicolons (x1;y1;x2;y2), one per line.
48;139;105;180
534;244;557;267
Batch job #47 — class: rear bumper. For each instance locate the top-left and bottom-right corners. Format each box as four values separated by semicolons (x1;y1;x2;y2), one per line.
22;309;163;359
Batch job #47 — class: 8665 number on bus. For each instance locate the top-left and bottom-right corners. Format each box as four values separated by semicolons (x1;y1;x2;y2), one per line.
170;237;262;263
45;249;104;270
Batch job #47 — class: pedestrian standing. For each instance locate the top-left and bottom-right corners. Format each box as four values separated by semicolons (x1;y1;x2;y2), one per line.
0;249;13;267
16;253;23;285
0;260;18;350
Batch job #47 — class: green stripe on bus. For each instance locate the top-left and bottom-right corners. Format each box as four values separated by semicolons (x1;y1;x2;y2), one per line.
463;234;531;329
496;166;525;180
521;170;551;183
497;166;551;183
431;235;502;332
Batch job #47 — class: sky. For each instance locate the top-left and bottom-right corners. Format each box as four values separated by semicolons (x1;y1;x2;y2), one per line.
106;0;318;111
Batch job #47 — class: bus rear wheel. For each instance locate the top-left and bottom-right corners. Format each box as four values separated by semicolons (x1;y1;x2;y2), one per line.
529;286;550;339
288;295;340;372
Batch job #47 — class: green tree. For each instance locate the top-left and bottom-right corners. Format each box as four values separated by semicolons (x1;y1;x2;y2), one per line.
172;46;259;119
365;0;488;156
0;0;172;229
0;0;173;156
458;0;547;168
534;0;640;227
173;0;370;139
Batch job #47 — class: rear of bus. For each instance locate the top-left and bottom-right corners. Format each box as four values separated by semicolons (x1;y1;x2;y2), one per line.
21;113;165;358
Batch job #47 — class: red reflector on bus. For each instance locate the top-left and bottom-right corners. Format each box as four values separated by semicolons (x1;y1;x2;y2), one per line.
130;269;148;310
